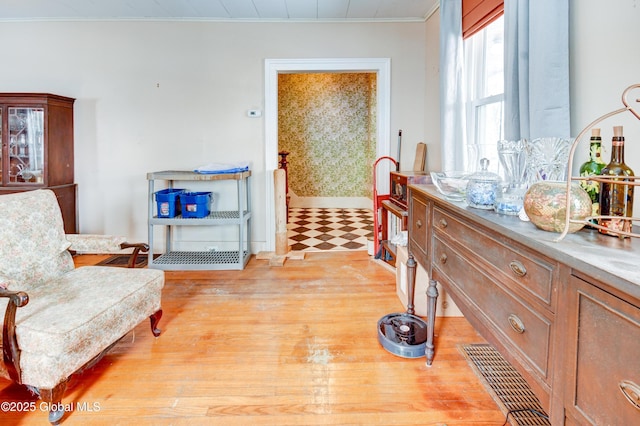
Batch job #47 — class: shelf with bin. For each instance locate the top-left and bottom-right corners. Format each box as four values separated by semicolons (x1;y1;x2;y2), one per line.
147;170;252;270
557;83;640;241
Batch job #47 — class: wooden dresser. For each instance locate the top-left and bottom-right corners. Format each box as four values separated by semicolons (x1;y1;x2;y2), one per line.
407;184;640;425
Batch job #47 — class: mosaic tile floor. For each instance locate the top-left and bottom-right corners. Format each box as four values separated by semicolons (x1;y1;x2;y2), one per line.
288;208;374;252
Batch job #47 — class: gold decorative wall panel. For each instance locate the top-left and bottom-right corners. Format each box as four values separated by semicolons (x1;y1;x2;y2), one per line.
278;73;377;198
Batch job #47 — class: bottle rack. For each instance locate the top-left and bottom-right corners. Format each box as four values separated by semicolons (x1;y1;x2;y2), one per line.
556;83;640;241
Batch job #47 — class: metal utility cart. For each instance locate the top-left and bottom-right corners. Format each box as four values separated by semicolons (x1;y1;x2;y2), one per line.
147;170;252;270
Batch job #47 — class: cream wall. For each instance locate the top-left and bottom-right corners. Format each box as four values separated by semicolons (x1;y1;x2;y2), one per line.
0;21;427;251
425;0;640;215
424;11;441;173
570;0;640;186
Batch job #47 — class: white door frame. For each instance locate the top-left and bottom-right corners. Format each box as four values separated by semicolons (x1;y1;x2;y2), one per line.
264;57;391;252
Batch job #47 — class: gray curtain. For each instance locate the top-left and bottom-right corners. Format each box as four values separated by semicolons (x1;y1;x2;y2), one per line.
439;0;466;171
504;0;571;140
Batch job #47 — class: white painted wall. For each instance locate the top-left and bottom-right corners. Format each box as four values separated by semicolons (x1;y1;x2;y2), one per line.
570;0;640;222
424;11;441;173
0;21;426;252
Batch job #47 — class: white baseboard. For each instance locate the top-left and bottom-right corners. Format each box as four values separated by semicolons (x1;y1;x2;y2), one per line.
289;195;373;209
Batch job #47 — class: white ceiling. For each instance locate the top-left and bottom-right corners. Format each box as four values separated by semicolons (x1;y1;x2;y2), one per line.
0;0;440;22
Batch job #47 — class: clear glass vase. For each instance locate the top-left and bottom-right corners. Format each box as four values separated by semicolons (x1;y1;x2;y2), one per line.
524;137;572;184
494;139;528;215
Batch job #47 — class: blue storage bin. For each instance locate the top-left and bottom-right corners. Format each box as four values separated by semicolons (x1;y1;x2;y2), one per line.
155;188;185;218
179;191;212;218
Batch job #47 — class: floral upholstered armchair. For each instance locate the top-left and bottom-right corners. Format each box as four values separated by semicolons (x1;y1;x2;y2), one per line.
0;189;164;424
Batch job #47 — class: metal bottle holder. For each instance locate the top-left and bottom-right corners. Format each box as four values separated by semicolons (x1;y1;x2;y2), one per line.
556;83;640;241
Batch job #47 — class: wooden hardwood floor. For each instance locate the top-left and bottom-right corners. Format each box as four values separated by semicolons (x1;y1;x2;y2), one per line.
1;251;505;425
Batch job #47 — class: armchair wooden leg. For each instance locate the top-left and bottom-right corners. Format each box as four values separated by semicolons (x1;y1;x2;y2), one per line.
119;242;150;268
39;380;68;425
150;309;163;337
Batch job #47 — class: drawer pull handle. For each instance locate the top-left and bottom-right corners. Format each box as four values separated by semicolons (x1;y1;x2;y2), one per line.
439;218;448;228
416;219;423;228
507;314;525;334
439;253;448;264
509;260;527;277
619;380;640;410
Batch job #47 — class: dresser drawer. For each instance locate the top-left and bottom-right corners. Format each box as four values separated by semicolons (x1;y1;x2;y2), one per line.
432;207;556;309
408;190;430;268
432;236;553;382
564;275;640;425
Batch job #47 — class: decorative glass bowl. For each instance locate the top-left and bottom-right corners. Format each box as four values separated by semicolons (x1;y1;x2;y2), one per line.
523;181;592;233
430;171;471;201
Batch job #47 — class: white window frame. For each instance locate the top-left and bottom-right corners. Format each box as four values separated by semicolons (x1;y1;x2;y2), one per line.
463;17;505;174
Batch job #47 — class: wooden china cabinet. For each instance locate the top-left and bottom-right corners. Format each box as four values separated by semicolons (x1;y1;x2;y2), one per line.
0;93;77;233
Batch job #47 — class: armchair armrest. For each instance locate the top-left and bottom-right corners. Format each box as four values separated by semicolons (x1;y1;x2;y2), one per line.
65;235;149;268
119;242;150;268
1;287;29;382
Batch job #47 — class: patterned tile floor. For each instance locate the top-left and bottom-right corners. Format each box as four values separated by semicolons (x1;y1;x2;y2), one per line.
288;208;374;252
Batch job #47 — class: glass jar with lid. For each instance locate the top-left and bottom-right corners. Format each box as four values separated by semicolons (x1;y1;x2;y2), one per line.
466;158;502;209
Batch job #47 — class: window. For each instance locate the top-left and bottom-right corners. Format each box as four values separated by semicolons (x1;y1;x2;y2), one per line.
463;15;504;174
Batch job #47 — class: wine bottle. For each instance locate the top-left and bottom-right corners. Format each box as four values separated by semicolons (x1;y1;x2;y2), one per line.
579;128;606;221
598;126;635;237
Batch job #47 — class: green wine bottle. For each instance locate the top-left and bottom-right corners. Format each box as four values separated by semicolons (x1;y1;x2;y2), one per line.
599;126;635;237
579;128;606;221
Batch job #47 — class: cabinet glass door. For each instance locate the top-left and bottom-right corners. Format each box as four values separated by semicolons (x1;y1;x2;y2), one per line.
8;107;44;184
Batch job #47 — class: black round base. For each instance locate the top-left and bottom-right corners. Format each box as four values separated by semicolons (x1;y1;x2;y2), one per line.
377;312;428;358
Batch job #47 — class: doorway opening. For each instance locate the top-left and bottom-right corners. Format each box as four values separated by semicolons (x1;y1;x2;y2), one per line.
278;71;376;209
264;58;391;251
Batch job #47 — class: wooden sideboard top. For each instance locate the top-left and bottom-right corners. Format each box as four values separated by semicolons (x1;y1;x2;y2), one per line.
409;184;640;301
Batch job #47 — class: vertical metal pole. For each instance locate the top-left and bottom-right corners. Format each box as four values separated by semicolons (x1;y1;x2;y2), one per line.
148;177;155;267
246;174;252;266
396;129;402;171
237;177;243;269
